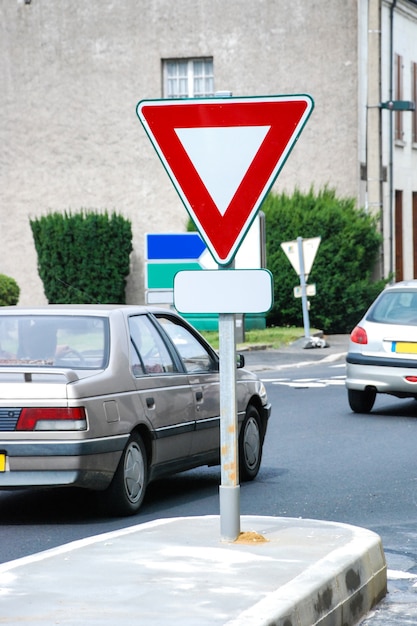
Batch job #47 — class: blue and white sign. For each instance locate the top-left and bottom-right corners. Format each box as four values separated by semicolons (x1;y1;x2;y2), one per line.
146;233;207;261
145;216;264;304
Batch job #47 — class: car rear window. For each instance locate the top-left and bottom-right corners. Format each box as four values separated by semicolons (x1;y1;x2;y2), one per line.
367;291;417;325
0;315;109;369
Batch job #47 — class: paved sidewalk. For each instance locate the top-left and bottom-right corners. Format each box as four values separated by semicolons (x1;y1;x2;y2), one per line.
242;334;350;371
0;515;386;626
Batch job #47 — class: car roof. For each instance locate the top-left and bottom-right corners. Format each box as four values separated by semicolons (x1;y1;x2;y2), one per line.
0;304;170;317
384;280;417;292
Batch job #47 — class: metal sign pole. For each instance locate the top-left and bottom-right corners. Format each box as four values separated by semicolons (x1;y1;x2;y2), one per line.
297;236;311;339
214;90;240;542
219;311;240;541
218;264;240;542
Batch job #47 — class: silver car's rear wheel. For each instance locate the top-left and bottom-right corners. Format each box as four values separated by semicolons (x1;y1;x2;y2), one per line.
348;388;376;414
105;432;148;516
239;405;263;481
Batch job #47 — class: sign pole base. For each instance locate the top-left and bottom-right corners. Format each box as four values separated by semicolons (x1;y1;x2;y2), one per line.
219;485;240;541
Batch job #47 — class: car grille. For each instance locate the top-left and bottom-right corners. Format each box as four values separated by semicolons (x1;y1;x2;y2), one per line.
0;408;21;431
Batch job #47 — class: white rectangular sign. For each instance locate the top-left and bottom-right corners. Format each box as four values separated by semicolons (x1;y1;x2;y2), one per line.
174;269;273;314
294;284;316;298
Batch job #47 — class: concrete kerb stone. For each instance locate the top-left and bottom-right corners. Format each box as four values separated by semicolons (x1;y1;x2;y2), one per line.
224;520;387;626
0;515;387;626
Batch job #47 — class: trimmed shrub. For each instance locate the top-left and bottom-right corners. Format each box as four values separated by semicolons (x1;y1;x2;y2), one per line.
30;211;133;304
263;188;386;334
0;274;20;306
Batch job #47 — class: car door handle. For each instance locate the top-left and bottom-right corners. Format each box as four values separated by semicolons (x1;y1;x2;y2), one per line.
195;391;203;402
146;397;155;408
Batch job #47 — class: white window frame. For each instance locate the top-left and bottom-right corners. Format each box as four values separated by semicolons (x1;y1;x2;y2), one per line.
163;58;214;98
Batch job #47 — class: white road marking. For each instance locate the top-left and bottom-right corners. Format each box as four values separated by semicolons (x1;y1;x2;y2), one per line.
388;569;417;581
262;376;346;388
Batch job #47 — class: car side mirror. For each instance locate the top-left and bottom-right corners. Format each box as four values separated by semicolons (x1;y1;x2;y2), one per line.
236;353;245;369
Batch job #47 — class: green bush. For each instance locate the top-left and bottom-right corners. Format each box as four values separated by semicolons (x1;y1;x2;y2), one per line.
0;274;20;306
263;188;386;333
30;211;133;304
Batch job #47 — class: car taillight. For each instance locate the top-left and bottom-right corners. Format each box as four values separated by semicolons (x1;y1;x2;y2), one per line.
405;376;417;383
16;407;87;431
350;326;368;345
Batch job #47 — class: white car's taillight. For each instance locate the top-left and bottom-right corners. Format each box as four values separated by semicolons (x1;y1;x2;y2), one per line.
350;326;368;345
16;407;87;431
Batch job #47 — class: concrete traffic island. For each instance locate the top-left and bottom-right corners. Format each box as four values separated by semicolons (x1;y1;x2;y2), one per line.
0;515;386;626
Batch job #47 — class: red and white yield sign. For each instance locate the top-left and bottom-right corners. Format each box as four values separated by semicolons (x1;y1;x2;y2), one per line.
136;94;314;266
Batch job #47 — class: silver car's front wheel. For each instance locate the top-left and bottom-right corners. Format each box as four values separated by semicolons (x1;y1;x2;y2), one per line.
104;433;148;516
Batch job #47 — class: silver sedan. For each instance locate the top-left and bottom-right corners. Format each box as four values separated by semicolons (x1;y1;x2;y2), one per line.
0;305;270;515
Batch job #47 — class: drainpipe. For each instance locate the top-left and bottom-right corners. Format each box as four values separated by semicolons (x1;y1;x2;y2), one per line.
388;0;397;280
367;0;383;277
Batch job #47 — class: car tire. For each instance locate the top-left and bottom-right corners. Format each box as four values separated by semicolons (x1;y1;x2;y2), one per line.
104;432;148;516
239;405;263;481
348;388;376;414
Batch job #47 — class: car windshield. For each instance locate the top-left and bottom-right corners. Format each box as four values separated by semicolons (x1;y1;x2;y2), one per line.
367;291;417;325
0;315;109;369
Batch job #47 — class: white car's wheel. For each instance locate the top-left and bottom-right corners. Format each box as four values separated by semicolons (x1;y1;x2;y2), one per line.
348;388;376;414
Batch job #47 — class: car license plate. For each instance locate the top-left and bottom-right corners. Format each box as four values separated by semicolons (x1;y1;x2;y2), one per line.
394;342;417;354
0;453;5;472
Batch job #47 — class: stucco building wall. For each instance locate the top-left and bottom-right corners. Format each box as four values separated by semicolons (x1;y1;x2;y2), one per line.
1;0;415;304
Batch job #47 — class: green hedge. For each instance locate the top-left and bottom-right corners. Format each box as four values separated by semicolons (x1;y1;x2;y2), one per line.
0;274;20;306
30;211;133;304
263;188;386;333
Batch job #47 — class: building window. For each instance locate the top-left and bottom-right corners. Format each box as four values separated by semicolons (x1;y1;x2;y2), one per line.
412;61;417;144
163;58;214;98
395;54;404;141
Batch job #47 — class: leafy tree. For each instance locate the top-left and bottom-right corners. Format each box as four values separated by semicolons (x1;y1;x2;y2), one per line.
30;211;132;304
0;274;20;306
263;188;386;333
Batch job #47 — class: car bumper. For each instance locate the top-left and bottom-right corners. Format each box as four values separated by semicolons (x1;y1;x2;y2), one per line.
262;403;272;421
347;352;417;369
346;353;417;395
0;434;129;490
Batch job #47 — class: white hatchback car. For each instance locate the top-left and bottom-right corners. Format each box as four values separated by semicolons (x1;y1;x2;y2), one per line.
0;305;270;515
346;281;417;413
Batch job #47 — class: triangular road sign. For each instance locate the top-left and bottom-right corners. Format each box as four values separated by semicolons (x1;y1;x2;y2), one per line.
281;236;321;278
137;95;314;265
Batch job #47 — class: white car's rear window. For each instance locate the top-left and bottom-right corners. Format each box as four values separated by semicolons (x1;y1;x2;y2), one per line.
0;315;109;369
368;291;417;325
